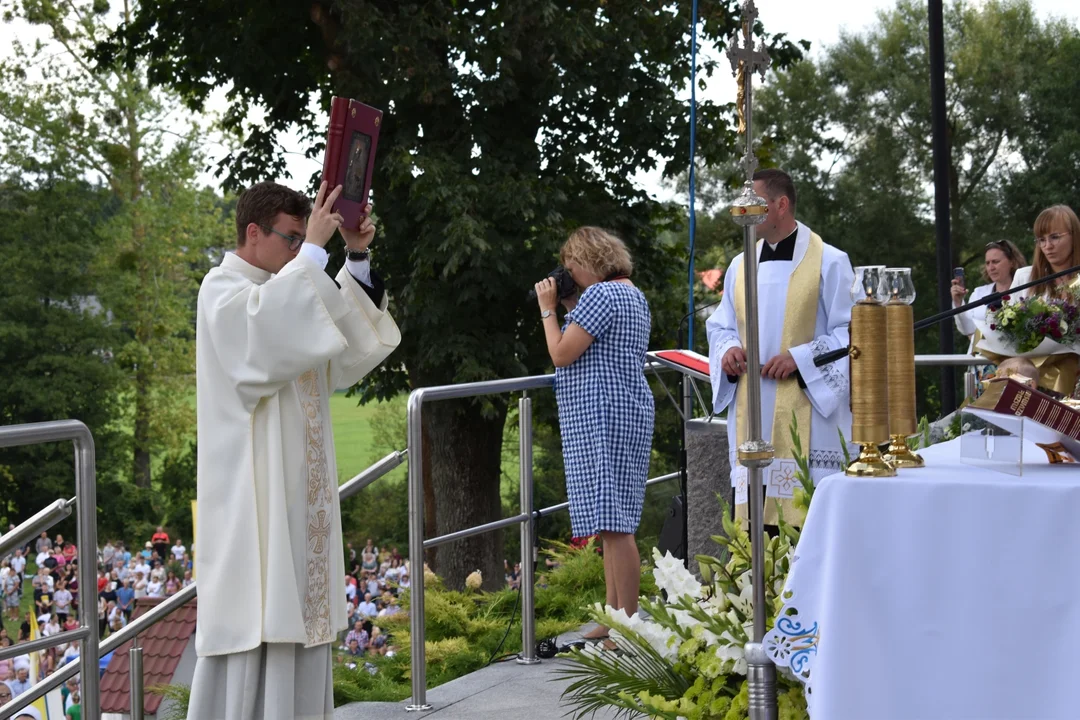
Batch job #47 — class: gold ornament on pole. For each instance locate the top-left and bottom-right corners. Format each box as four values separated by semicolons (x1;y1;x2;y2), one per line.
845;266;897;477
880;268;925;468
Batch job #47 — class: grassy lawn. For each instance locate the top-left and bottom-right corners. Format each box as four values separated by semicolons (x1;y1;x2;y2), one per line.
329;391;400;484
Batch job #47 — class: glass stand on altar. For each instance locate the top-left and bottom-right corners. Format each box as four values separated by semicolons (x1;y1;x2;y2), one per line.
959;408;1026;477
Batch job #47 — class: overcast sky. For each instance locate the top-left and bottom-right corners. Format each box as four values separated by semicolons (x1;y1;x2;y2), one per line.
2;0;1077;199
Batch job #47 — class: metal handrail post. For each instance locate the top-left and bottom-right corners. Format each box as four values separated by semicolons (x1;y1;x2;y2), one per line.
130;642;145;720
516;395;539;665
405;389;431;712
0;497;73;560
339;449;408;501
74;423;101;720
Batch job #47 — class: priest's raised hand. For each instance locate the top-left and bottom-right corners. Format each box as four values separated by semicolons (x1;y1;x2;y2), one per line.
306;180;345;247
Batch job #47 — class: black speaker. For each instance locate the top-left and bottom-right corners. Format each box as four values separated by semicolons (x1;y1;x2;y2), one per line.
657;494;686;560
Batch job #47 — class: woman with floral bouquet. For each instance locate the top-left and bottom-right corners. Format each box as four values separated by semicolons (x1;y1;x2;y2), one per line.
991;205;1080;397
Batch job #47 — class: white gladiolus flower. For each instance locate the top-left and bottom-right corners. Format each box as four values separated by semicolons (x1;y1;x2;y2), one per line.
651;549;703;600
603;605;681;661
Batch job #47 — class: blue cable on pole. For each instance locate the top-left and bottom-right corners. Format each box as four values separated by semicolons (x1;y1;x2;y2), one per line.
687;0;699;350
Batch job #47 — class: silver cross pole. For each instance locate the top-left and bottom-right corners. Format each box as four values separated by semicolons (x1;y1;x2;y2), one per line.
726;2;777;718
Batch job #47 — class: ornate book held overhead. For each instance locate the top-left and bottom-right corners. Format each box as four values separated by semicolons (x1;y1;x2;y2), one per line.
321;97;383;230
969;378;1080;459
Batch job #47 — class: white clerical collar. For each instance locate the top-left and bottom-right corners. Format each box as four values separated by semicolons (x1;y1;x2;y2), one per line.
221;251;272;285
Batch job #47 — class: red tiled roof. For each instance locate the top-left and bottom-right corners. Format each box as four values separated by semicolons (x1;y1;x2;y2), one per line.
100;596;197;714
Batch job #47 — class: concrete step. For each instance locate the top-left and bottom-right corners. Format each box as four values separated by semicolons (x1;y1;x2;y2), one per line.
335;624;624;720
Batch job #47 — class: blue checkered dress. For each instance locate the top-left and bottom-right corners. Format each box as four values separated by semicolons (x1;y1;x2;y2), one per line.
554;282;654;537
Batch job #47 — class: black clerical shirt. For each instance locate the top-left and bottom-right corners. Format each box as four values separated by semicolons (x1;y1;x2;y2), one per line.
759;227;797;262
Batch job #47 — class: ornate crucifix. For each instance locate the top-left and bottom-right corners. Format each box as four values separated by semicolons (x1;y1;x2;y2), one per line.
726;2;779;719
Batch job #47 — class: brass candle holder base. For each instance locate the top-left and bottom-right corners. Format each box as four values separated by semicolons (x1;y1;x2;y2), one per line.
845;442;897;477
882;434;925;469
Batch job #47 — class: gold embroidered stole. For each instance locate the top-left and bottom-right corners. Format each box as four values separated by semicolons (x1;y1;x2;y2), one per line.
297;368;334;646
734;232;823;525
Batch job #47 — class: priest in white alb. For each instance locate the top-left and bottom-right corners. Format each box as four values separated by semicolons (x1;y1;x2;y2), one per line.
189;181;400;719
706;169;855;526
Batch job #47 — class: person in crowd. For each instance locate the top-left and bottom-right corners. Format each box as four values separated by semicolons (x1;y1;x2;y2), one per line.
0;637;13;684
357;592;377;619
35;532;51;556
344;621;368;652
9;550;25;584
369;626;388;656
61;538;77;565
42;611;61;638
534;226;654;646
116;578;135;620
5;662;31;696
164;571;179;596
3;565;20;622
53;580;73;624
170;538;186;562
360;542;378;575
952;240;1027;352
132;571;147;600
146;573;164;598
102;540;115;568
187;180;400;719
150;526;170;561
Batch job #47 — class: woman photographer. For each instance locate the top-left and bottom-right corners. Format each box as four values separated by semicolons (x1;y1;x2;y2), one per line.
534;227;654;644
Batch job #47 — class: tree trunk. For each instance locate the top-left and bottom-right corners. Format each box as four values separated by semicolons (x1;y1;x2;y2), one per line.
426;398;508;592
132;364;152;488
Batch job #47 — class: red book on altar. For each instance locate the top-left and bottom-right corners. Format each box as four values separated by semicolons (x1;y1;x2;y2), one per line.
320;97;383;230
970;378;1080;459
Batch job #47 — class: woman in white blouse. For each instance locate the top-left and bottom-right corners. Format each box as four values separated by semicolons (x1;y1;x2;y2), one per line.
951;239;1026;353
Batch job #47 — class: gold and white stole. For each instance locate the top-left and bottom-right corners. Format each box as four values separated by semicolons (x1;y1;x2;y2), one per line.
733;231;823;526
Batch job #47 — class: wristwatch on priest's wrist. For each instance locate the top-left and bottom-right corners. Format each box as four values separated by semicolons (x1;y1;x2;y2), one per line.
346;249;370;261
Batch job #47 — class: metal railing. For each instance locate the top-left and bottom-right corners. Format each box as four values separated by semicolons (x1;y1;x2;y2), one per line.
404;373;681;711
0;353;991;718
0;421;99;720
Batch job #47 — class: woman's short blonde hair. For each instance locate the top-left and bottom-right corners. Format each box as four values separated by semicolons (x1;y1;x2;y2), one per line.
560;227;633;279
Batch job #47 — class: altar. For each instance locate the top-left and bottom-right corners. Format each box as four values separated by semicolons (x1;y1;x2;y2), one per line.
765;436;1080;719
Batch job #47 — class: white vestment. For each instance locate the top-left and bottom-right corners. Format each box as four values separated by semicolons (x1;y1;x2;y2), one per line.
194;250;400;659
706;222;855;506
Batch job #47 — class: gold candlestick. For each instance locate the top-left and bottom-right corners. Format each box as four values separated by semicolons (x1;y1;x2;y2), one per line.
882;300;925;468
846;267;897;477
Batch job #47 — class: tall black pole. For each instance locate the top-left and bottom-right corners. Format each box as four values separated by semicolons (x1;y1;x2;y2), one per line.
928;0;957;414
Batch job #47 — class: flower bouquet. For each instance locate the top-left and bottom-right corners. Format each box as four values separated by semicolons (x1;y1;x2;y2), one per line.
975;291;1080;358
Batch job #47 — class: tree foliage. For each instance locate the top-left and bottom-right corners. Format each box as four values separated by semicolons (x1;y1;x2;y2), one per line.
108;0;805;589
0;177;128;533
0;0;232;491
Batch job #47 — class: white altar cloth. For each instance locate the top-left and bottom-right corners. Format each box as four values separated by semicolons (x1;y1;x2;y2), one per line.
765;436;1080;720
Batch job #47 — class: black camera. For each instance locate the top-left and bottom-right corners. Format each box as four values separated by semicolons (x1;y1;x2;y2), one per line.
526;266;577;302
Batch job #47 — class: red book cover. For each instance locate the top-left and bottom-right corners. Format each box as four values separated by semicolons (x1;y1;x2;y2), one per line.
320;97;383;230
970;378;1080;460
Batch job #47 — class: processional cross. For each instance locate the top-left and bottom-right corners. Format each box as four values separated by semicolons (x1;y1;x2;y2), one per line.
725;2;779;719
